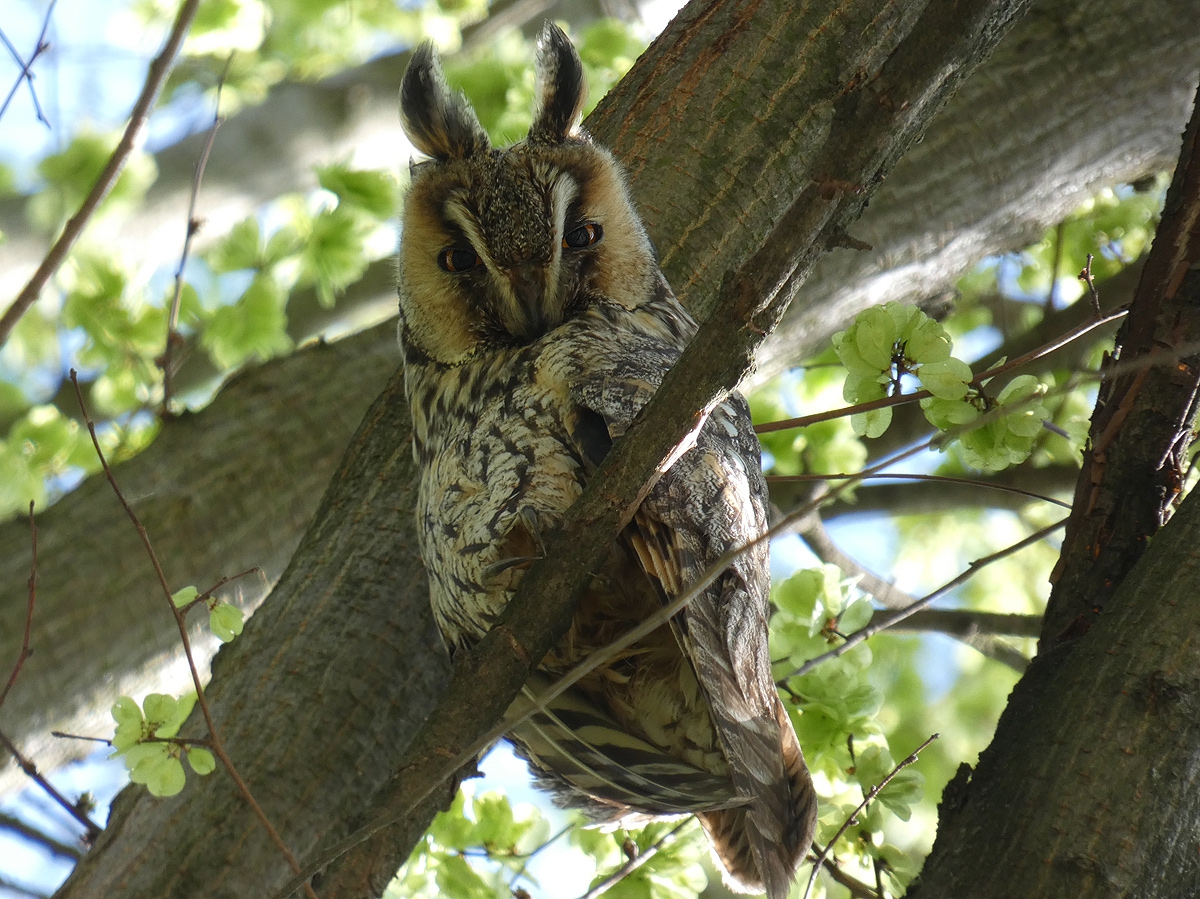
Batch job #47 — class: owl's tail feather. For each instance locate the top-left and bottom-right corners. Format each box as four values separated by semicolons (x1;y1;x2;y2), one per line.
699;702;818;898
509;683;741;816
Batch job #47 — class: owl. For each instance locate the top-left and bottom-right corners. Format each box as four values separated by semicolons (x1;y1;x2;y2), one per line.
397;25;817;898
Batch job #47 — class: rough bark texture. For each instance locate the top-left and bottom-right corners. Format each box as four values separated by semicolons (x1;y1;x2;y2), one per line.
1043;89;1200;644
0;0;1196;392
47;0;1028;896
911;83;1200;899
53;364;452;899
0;324;397;792
910;487;1200;899
3;0;1197;786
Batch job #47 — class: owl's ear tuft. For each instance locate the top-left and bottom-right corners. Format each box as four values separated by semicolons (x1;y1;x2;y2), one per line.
529;23;587;144
401;42;490;161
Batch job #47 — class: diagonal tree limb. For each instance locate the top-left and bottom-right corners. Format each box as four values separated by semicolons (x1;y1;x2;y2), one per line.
1043;78;1200;644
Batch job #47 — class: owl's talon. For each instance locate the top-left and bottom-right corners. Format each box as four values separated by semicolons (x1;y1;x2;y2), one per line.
518;507;548;558
482;555;539;580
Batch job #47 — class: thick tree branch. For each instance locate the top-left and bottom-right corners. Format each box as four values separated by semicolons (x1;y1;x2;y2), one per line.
1043;81;1200;644
51;1;1030;896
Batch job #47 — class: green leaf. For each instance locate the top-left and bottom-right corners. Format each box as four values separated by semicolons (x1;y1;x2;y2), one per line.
210;602;245;643
187;746;217;776
208;217;263;273
172;586;199;608
202;272;292;369
317;164;399;218
145;755;187;797
299;205;372;307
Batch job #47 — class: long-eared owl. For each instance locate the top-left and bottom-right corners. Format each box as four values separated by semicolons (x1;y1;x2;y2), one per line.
397;24;817;898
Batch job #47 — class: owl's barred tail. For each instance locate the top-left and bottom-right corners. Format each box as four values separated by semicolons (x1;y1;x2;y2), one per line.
699;703;818;898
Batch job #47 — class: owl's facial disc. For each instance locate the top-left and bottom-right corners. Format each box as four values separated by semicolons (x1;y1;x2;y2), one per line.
432;151;596;344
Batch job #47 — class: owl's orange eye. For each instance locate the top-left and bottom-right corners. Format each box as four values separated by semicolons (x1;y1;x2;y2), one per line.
438;247;483;272
563;222;602;250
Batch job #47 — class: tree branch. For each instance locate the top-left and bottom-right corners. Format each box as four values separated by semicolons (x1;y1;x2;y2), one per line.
1043;79;1200;644
0;0;202;347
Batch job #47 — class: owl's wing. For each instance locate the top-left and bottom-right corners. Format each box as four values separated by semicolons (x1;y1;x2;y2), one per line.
569;371;817;898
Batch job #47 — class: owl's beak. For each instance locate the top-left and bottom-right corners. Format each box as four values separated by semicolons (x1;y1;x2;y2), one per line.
508;264;548;334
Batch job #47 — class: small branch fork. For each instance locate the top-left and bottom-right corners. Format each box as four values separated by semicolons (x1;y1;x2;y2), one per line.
0;502;103;841
160;54;233;413
801;734;940;899
0;0;56;126
0;0;202;349
779;520;1065;683
68;371;319;899
574;820;694;899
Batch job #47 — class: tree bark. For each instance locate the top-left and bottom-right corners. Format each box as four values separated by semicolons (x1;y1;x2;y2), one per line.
47;0;1029;896
910;488;1200;899
3;0;1197;784
1;0;1193;391
910;79;1200;899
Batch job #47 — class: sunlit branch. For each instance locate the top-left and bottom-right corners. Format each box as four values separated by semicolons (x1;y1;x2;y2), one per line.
780;521;1064;682
69;371;319;899
0;0;202;349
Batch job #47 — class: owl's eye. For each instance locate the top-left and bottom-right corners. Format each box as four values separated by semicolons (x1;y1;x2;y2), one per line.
563;222;603;250
438;247;483;272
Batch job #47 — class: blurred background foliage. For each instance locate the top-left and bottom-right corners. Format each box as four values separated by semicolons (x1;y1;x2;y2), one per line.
0;0;1171;897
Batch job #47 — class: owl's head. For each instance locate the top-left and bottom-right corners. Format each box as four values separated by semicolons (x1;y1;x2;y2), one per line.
397;23;660;366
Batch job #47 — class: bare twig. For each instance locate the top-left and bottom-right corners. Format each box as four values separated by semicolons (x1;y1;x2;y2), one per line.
161;54;232;413
1079;253;1102;317
0;810;82;861
506;821;577;887
780;520;1065;682
0;0;56;126
0;729;100;840
68;370;318;899
802;734;940;899
771;471;1071;510
798;516;1031;672
818;856;879;899
575;820;694;899
177;567;264;615
0;0;202;349
0;502;37;710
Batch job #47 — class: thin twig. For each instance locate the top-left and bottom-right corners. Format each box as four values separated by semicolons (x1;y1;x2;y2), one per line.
507;821;576;887
770;471;1071;510
818;856;879;899
0;0;55;126
575;819;694;899
0;729;101;840
0;502;37;710
779;520;1065;682
798;516;1031;672
802;734;940;899
161;54;232;413
1080;253;1102;317
50;731;113;745
756;307;1127;435
0;810;82;861
0;0;202;349
68;370;318;899
178;567;263;615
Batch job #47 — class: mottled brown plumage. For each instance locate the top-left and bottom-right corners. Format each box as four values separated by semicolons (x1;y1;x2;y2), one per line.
397;25;817;896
